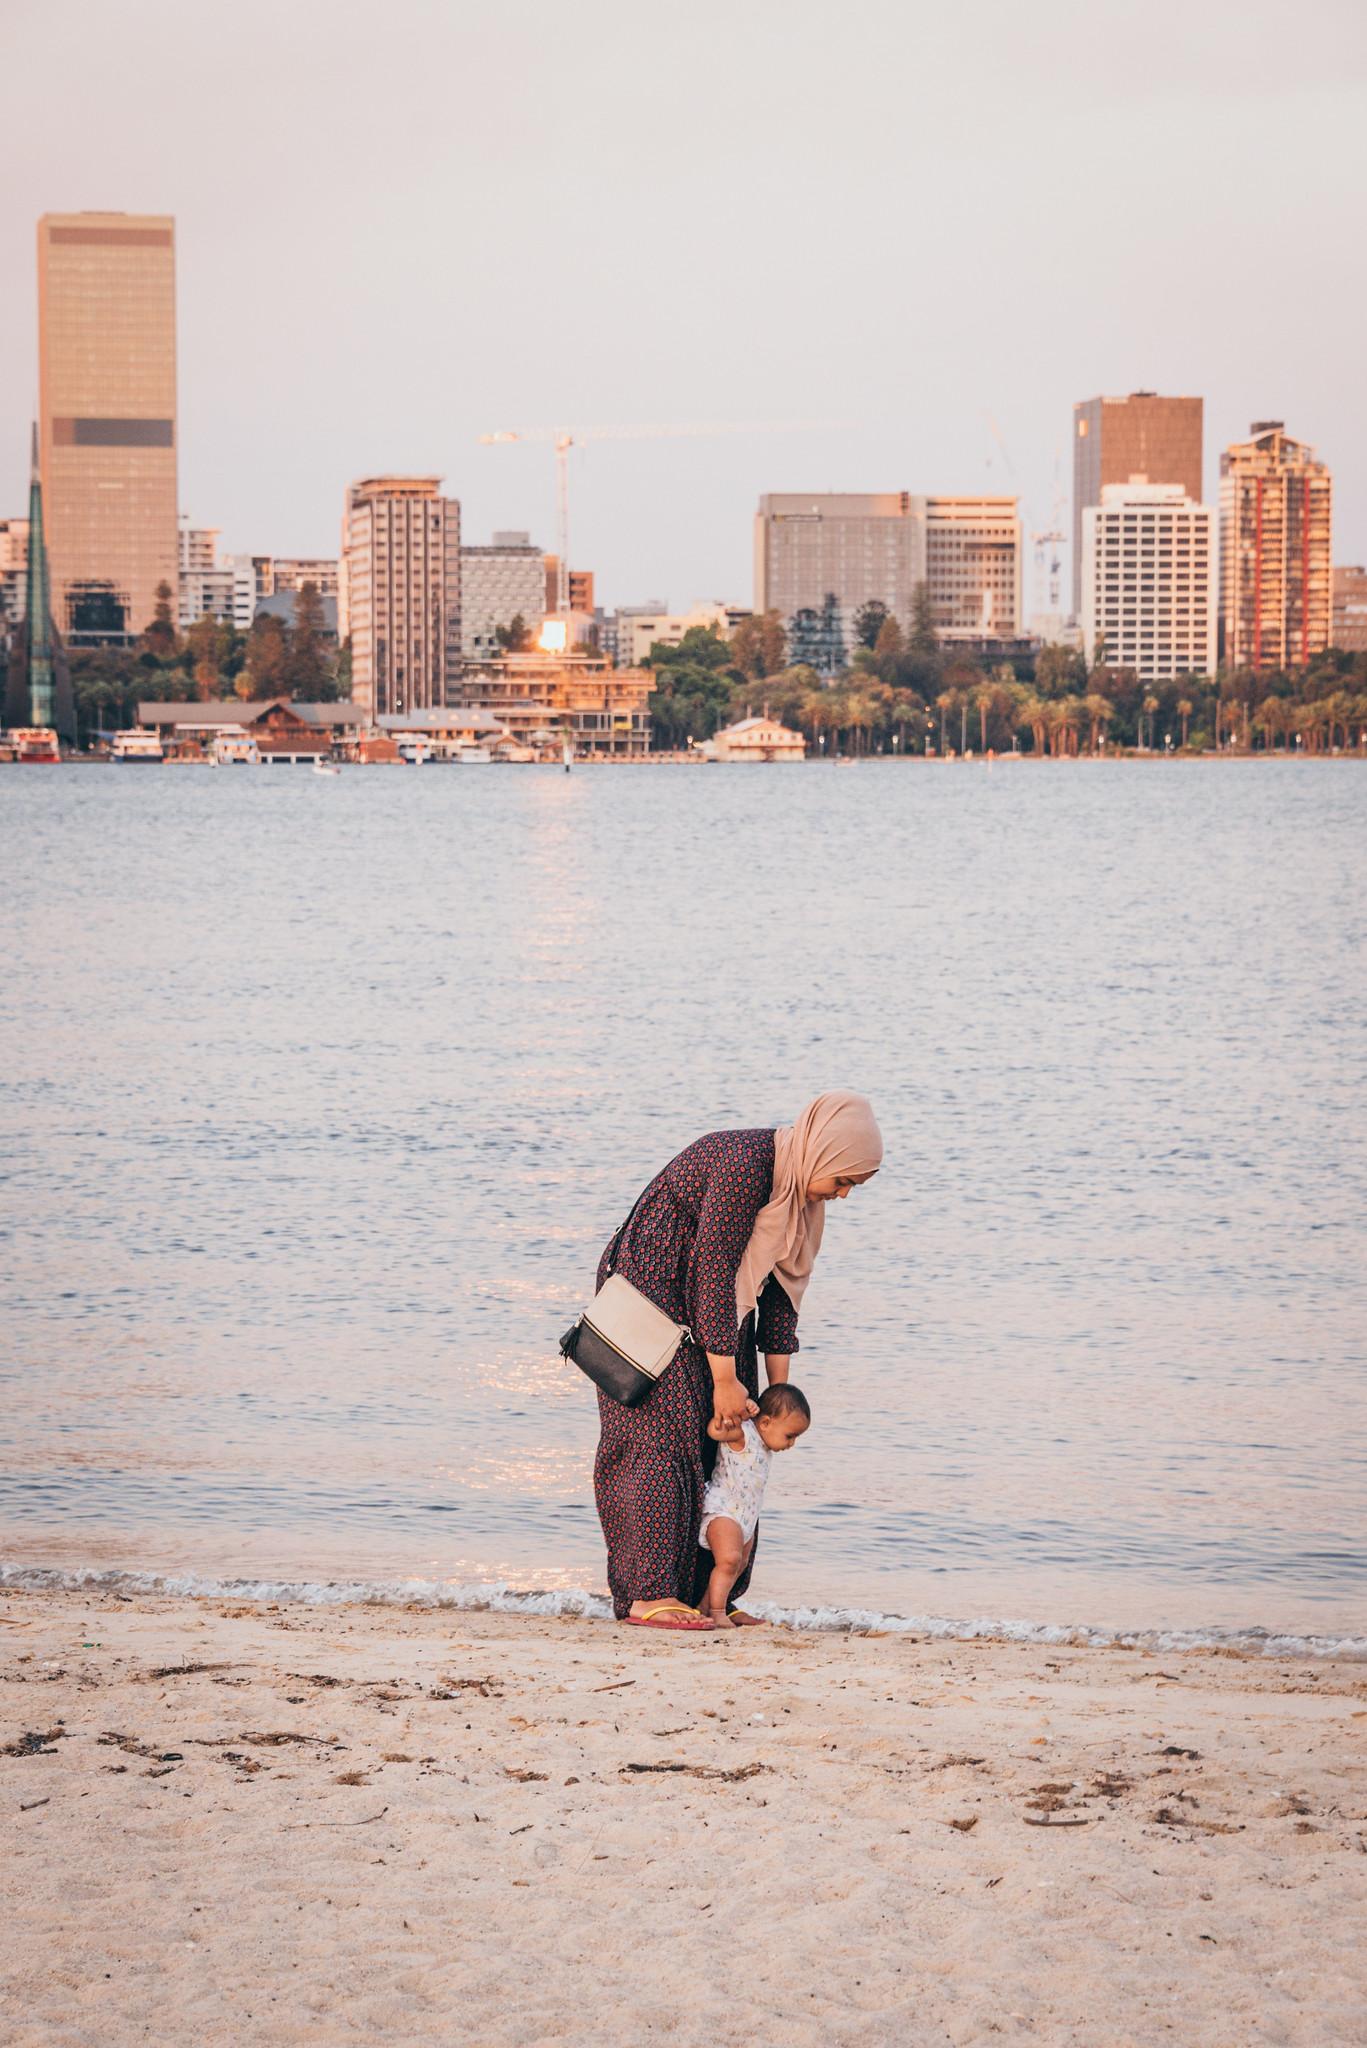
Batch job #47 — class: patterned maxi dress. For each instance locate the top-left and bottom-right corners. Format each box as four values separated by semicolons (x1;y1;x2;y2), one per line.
592;1128;800;1619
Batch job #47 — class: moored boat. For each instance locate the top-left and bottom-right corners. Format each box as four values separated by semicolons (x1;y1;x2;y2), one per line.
7;727;60;762
212;730;261;766
111;728;164;763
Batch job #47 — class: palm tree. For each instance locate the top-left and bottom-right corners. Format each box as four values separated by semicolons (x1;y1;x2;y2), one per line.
1141;694;1159;751
1015;694;1045;756
1177;697;1193;749
1081;693;1113;754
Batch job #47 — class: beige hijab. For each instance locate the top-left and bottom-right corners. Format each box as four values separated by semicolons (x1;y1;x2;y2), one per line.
734;1091;884;1325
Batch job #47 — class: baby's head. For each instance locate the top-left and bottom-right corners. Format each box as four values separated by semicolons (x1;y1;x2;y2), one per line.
755;1382;811;1452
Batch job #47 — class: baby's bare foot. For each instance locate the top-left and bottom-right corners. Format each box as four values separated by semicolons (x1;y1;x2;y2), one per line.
702;1606;736;1628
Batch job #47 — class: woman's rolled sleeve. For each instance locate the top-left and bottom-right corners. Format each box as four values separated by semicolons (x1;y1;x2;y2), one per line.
756;1277;800;1357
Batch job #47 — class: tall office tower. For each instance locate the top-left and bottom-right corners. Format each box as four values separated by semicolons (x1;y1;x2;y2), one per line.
341;477;461;720
38;212;178;644
1219;423;1332;671
1080;484;1216;684
1332;566;1367;653
1072;393;1202;615
461;532;545;659
754;493;926;655
924;497;1022;641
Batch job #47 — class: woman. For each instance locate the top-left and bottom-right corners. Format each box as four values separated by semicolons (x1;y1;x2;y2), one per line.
592;1090;883;1632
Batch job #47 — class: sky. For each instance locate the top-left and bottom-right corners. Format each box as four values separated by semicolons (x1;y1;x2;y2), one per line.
5;0;1366;613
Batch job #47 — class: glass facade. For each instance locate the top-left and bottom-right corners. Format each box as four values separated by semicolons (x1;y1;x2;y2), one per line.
38;214;179;645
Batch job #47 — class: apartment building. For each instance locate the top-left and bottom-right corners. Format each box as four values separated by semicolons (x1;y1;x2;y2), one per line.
1080;484;1216;683
38;211;179;644
615;602;751;668
1219;423;1332;671
1073;393;1203;615
543;557;594;617
461;531;545;659
341;476;461;720
0;518;29;623
924;497;1022;641
1332;566;1367;653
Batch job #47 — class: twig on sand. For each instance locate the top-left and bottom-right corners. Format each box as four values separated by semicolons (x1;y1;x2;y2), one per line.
283;1806;389;1830
590;1679;637;1693
622;1761;768;1783
20;1797;51;1812
145;1663;239;1680
1023;1813;1092;1827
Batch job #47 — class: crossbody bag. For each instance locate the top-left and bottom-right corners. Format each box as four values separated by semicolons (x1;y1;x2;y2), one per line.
559;1187;691;1407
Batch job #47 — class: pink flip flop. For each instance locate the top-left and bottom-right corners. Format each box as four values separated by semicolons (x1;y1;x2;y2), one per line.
624;1601;718;1632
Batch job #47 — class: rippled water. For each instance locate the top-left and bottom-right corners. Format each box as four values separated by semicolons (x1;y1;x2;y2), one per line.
2;760;1364;1644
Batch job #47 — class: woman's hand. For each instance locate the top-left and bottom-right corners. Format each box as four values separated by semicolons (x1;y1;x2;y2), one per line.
707;1355;758;1438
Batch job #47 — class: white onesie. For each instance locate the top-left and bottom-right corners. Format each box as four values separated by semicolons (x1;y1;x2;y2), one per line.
699;1418;772;1548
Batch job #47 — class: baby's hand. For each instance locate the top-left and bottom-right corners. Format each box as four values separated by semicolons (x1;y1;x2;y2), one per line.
708;1416;743;1443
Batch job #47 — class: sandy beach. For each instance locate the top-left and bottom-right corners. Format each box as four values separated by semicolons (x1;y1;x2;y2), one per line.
1;1588;1363;2045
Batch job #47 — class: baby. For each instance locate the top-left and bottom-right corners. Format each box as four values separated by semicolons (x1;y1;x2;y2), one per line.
700;1382;811;1627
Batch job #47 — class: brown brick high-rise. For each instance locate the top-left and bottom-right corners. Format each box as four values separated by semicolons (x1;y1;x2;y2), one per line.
1072;393;1202;616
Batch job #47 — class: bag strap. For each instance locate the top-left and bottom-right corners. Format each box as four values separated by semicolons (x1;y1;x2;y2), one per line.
605;1179;653;1277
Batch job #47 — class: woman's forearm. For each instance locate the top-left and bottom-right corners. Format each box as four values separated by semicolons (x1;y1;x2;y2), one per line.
764;1355;790;1385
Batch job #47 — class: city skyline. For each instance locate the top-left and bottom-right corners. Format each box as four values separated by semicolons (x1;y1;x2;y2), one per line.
4;0;1366;608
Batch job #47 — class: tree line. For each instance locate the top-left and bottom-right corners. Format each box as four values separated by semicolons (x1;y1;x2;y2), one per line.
644;595;1367;756
56;581;346;745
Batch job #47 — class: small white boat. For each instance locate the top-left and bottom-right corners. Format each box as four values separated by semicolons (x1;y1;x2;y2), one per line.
213;730;261;766
396;737;433;766
111;728;164;763
312;756;340;776
452;743;492;764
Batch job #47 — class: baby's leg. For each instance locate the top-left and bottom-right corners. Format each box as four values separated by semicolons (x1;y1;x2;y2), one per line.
702;1517;747;1626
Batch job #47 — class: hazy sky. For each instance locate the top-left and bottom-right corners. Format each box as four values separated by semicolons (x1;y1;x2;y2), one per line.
6;0;1366;611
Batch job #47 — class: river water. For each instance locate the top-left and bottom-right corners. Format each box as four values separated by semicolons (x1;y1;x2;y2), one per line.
2;759;1364;1651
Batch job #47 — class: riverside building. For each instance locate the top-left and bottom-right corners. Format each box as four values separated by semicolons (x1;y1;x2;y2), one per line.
340;477;461;721
1219;424;1332;671
1072;393;1203;616
38;211;179;644
1080;484;1216;684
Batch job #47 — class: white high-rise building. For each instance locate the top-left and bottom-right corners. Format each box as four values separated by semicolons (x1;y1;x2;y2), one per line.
341;476;461;720
1081;483;1216;683
177;520;256;629
459;531;544;659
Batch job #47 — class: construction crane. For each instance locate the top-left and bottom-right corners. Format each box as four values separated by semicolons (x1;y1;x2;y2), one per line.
1032;460;1068;620
479;420;838;614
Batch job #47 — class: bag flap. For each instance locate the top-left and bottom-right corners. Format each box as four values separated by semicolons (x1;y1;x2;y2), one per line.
584;1274;684;1373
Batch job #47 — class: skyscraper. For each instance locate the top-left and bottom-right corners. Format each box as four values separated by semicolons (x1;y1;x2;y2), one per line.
1219;424;1332;672
340;477;461;721
37;212;179;645
1080;484;1216;684
1072;394;1203;615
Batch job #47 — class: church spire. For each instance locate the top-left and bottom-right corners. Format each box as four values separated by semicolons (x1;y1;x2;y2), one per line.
25;420;55;728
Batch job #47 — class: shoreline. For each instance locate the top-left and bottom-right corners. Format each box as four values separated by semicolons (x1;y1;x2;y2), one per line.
4;1582;1365;2045
4;1561;1364;1664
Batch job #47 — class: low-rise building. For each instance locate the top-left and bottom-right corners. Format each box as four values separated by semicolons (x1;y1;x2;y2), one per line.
617;602;750;668
702;714;806;762
136;698;362;759
454;652;651;757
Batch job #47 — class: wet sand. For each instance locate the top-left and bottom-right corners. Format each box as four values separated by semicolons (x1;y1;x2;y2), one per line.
2;1586;1365;2046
